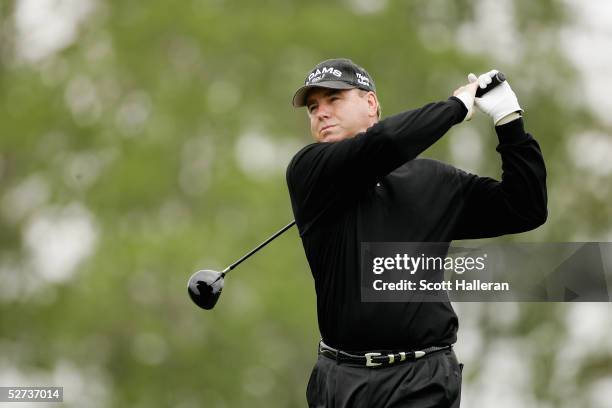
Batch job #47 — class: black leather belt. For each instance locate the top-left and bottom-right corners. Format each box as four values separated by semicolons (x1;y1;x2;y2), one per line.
318;340;452;368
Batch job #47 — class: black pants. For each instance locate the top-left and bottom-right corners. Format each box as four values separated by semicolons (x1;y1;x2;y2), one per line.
306;349;463;408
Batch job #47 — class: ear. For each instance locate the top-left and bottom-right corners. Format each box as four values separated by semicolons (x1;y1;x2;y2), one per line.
366;92;379;118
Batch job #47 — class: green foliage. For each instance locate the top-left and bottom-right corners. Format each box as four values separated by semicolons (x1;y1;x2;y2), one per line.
1;0;611;406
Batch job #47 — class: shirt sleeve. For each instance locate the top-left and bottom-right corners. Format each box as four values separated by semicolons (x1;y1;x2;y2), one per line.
287;97;467;236
451;118;548;239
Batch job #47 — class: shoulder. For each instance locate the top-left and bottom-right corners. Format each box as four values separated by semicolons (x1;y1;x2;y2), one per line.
287;143;314;172
286;142;320;184
288;143;318;165
286;142;330;174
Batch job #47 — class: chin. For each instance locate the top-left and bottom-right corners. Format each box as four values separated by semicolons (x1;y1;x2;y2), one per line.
321;132;350;143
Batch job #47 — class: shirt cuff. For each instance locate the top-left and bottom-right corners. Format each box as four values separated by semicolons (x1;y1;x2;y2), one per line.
448;96;468;124
495;117;530;145
495;112;522;126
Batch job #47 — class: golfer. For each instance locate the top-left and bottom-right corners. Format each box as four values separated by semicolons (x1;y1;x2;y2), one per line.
286;58;547;407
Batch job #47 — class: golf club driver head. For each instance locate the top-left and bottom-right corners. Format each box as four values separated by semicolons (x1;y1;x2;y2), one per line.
187;269;225;310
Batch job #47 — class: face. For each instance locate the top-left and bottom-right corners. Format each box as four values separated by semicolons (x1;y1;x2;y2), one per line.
306;88;378;143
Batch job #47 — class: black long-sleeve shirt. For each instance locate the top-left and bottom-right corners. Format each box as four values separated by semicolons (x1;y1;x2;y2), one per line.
286;97;547;351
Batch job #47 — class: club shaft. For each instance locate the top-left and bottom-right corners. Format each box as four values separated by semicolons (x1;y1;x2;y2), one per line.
222;220;296;275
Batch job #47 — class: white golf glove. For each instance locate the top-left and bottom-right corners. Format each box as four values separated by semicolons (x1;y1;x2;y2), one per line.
467;70;523;125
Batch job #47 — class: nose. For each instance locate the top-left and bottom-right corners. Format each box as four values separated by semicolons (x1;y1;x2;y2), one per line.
313;102;331;120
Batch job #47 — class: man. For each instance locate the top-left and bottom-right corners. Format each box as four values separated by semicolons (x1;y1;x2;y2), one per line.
286;58;547;407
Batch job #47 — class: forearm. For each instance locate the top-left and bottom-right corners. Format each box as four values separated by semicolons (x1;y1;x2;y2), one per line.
293;96;469;191
495;119;548;222
378;97;467;162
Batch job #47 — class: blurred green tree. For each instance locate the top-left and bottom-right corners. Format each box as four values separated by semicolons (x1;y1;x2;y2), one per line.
1;0;611;406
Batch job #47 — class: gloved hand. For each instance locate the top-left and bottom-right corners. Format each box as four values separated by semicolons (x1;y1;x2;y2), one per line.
467;70;523;125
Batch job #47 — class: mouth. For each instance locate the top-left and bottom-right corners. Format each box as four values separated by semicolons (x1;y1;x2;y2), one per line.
320;124;336;133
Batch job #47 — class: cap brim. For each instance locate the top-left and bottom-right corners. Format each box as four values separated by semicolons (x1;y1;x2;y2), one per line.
292;81;356;107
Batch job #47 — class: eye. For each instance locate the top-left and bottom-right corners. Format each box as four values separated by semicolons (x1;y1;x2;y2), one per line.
308;104;317;113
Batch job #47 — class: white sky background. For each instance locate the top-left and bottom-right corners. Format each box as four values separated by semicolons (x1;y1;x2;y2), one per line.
14;0;96;63
561;0;612;126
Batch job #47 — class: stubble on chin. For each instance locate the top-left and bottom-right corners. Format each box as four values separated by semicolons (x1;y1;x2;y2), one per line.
320;133;343;143
319;128;349;143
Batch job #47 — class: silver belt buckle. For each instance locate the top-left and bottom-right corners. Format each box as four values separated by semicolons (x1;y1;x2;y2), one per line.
365;352;382;367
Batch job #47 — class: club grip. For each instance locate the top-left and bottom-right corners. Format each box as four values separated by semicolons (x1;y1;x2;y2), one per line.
475;72;506;97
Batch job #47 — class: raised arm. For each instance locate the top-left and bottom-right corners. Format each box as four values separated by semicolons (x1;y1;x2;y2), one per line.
452;71;547;238
452;118;547;239
287;96;469;235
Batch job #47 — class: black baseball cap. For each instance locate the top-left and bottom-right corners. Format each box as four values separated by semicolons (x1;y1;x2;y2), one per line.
292;58;376;107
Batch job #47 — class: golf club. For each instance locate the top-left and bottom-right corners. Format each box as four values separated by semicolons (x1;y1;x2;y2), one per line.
187;72;507;311
188;220;296;310
475;71;506;97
